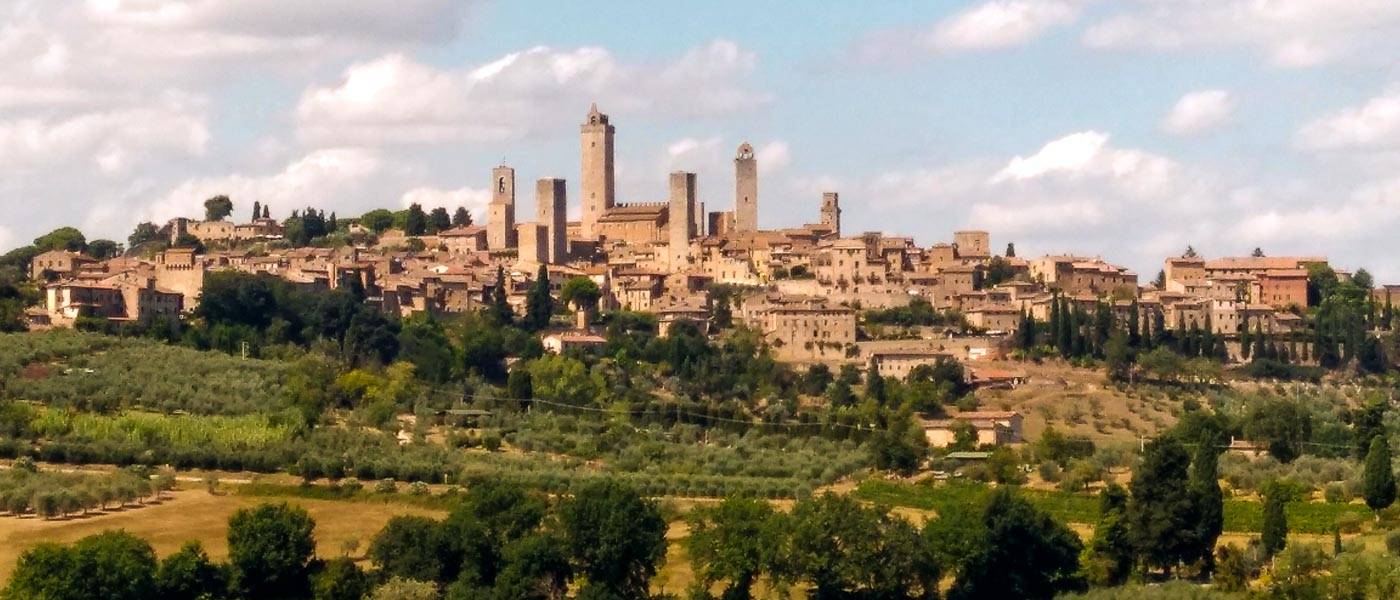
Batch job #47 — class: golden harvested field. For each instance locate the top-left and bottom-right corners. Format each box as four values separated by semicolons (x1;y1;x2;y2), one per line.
0;485;446;582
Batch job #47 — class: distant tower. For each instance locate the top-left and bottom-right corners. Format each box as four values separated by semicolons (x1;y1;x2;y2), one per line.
488;165;516;249
820;192;841;237
536;178;568;264
669;171;697;270
953;230;990;259
734;142;757;232
580;103;615;239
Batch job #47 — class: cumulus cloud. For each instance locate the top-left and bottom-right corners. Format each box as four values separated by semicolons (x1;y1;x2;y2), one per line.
1296;88;1400;150
140;148;384;223
851;0;1083;62
1084;0;1400;68
0;99;209;174
931;0;1079;50
1160;90;1235;136
296;41;771;145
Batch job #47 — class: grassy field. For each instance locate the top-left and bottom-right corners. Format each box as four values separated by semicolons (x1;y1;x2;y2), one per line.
854;479;1374;535
0;483;446;582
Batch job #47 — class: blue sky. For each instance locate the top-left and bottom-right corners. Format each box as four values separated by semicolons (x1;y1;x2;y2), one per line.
4;0;1400;279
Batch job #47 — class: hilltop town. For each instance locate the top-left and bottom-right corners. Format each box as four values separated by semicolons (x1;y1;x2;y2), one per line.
12;103;1392;376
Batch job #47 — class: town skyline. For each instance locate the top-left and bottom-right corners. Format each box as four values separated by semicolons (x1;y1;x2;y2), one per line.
5;1;1400;280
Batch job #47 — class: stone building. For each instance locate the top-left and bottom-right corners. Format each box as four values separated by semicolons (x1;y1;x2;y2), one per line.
536;178;568;264
734;142;758;232
580;103;615;239
487;165;517;250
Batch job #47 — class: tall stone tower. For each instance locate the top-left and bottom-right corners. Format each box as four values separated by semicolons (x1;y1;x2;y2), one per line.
580;103;615;239
668;171;697;270
536;178;567;264
820;192;841;237
488;165;516;249
734;142;757;232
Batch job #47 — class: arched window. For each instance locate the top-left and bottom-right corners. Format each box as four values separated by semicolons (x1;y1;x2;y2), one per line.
498;177;506;194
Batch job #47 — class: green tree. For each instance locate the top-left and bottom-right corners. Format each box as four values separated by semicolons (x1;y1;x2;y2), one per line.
1104;328;1132;381
1190;442;1224;571
524;264;554;331
85;239;122;259
403;203;429;235
228;502;317;599
370;515;453;583
950;487;1084;600
1261;482;1289;558
685;496;788;600
428;207;452;233
790;493;939;599
127;222;162;248
6;543;82;600
33;226;87;253
1127;436;1200;575
506;368;534;401
1244;399;1312;463
156;541;226;600
1363;434;1397;512
558;480;667;598
476;532;572;600
204;195;234;221
559;277;602;313
1082;483;1133;587
397;316;453;383
361;209;395;233
371;577;438;600
313;558;369;600
452;207;473;227
490;266;513;325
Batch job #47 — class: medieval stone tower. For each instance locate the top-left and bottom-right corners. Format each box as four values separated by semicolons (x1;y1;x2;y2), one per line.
536;178;567;264
488;164;516;249
580;103;615;239
669;171;697;269
734;142;757;232
820;192;841;237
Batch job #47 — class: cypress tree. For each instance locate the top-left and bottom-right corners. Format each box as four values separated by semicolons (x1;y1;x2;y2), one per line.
491;266;513;325
1364;434;1397;512
1239;319;1251;360
1261;483;1288;558
252;201;262;222
524;263;554;331
1057;297;1074;357
1190;443;1224;571
1127;301;1142;348
1251;323;1266;362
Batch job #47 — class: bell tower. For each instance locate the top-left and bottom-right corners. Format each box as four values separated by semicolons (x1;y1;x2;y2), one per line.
580;103;615;239
734;142;757;232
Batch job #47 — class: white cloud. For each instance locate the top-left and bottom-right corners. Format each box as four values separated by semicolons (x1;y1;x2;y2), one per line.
929;0;1079;51
296;40;771;145
1296;88;1400;150
756;141;791;174
969;199;1105;235
0;100;209;174
990;131;1174;192
1161;90;1235;136
140;148;384;224
850;0;1083;62
1084;0;1400;68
